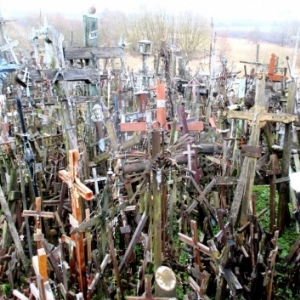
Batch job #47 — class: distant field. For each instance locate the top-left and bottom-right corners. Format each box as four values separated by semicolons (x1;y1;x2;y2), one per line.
124;37;298;76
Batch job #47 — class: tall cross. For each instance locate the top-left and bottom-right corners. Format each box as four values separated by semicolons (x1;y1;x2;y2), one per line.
58;149;93;297
228;78;297;227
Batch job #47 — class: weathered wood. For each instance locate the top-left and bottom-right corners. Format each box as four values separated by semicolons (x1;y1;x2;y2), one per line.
229;78;296;227
107;224;124;299
0;186;30;275
278;82;296;232
152;130;163;271
58;149;94;297
268;154;281;232
17;69;100;83
64;46;124;59
41;239;63;283
23;196;55;249
186;178;216;213
227;110;297;124
118;212;148;272
178;233;210;256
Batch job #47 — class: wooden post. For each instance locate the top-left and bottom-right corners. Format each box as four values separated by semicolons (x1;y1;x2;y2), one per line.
0;186;30;275
277;81;296;232
266;154;281;232
156;82;167;128
107;224;124;299
152;130;162;270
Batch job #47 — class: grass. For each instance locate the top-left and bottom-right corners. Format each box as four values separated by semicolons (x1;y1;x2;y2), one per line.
253;185;300;299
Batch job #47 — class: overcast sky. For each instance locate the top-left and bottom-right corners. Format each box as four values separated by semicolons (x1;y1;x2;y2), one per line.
1;0;299;23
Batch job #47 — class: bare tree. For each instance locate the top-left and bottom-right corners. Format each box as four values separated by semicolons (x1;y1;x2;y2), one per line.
175;11;210;58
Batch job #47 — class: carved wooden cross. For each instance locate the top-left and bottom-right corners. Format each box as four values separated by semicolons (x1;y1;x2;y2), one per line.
228;78;297;226
58;149;93;297
23;197;54;249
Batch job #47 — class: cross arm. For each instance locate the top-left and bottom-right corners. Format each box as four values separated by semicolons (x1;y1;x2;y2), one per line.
64;46;124;60
227;110;297;124
22;210;55;218
178;233;210;256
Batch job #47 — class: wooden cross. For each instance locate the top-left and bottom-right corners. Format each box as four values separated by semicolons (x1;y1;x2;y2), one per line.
58;149;94;297
182;76;205;103
207;239;243;298
0;34;19;64
228;78;297;227
126;275;174;300
23;196;55;249
178;221;210;298
178;224;210;257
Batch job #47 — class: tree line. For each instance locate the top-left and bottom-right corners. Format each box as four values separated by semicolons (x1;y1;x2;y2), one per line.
3;7;211;60
2;7;299;62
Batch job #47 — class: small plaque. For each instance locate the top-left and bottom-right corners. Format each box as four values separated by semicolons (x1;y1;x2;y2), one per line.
157;99;165;108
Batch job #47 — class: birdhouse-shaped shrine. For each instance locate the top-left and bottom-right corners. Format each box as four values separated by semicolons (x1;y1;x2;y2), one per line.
137;39;152;55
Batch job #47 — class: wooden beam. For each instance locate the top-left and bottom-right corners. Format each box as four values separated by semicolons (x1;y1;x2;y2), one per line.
64;46;124;60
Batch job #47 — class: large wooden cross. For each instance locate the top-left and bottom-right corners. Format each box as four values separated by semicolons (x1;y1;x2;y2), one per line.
58;149;93;297
227;78;297;227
